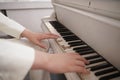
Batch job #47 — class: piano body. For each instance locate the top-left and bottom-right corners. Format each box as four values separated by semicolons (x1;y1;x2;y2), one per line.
41;0;120;80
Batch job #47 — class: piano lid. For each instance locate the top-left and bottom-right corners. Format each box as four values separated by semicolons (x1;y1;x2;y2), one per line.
52;0;120;20
52;0;120;70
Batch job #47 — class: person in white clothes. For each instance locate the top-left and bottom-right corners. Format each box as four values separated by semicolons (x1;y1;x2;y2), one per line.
0;12;89;80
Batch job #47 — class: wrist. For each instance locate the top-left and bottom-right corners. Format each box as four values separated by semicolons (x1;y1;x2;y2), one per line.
32;51;49;69
21;29;33;39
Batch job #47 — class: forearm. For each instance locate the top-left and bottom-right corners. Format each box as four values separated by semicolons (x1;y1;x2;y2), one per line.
0;12;25;39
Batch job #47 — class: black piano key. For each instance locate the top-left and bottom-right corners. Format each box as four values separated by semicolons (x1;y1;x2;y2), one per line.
50;73;67;80
89;58;105;64
50;21;65;28
68;41;85;47
60;32;74;36
55;27;66;29
56;28;70;32
95;67;117;76
73;46;92;50
63;36;80;41
76;50;94;55
99;72;120;80
90;63;112;71
76;50;95;55
75;47;93;52
85;55;100;60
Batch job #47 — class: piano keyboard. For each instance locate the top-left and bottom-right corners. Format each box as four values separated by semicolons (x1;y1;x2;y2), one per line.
47;21;120;80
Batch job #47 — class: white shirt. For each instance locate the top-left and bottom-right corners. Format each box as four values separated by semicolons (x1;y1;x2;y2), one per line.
0;13;35;80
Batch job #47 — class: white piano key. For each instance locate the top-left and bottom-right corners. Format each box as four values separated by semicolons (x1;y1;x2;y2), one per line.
80;71;99;80
86;61;107;68
98;71;119;78
71;44;88;49
45;21;60;36
65;49;74;52
80;70;120;80
82;53;98;57
88;57;103;62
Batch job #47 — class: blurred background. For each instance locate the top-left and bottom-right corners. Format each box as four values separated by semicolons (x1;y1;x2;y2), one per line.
0;0;53;36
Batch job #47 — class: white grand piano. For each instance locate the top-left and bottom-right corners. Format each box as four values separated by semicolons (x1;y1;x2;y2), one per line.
41;0;120;80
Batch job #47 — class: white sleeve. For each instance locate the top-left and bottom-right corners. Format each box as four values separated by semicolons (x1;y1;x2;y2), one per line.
0;12;25;39
0;39;35;80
